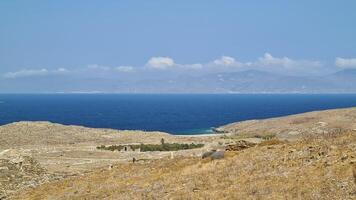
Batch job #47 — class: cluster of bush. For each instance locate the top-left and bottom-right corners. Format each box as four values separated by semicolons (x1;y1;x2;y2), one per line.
96;145;127;151
139;143;204;152
97;142;204;152
254;134;276;140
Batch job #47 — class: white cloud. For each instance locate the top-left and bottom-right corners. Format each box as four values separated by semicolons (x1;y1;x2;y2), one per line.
258;53;293;67
143;53;323;75
4;69;48;78
3;54;326;79
87;64;111;71
87;64;135;72
3;68;69;79
57;68;69;72
146;57;175;69
213;56;238;66
257;53;321;68
115;66;135;72
335;57;356;68
212;56;246;69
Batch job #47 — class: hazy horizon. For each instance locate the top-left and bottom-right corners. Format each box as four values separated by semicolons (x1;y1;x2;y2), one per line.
1;1;356;93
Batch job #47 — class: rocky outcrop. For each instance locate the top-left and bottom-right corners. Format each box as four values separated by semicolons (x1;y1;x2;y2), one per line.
225;140;256;151
0;155;50;199
201;150;225;160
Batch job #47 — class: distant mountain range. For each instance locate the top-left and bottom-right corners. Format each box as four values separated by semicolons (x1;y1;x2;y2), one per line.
1;69;356;93
120;69;356;93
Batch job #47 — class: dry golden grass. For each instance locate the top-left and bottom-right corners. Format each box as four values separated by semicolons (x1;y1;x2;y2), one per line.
258;138;287;146
13;131;356;200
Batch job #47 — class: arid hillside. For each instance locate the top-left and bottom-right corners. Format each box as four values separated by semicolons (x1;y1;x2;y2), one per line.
12;131;356;200
216;107;356;140
1;107;356;199
0;121;171;148
0;122;221;199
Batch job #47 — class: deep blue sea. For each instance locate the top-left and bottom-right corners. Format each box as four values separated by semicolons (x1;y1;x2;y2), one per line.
0;94;356;135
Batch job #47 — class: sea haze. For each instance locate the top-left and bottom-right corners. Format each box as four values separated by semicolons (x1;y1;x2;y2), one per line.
0;94;356;135
2;69;356;93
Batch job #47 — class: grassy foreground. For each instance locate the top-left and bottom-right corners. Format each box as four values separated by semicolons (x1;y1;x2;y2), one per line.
13;131;356;200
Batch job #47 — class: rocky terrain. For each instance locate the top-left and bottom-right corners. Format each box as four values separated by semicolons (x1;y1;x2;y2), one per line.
11;130;356;200
216;107;356;140
0;121;223;199
0;107;356;199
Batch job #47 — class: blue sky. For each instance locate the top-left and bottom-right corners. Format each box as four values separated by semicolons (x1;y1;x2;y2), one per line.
1;1;356;92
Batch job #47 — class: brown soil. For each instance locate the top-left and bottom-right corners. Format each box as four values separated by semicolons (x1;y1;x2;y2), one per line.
13;131;356;200
216;107;356;140
1;107;356;199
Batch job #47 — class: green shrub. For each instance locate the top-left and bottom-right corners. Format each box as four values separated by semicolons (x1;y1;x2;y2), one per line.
254;134;276;140
97;143;204;152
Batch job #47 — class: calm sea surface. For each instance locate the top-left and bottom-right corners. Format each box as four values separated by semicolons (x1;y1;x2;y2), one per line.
0;94;356;134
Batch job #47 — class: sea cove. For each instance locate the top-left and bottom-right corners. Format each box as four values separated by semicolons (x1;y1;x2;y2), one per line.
1;94;356;134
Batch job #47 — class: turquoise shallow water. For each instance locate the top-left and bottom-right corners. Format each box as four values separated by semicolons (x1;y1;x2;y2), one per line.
0;94;356;135
177;128;214;135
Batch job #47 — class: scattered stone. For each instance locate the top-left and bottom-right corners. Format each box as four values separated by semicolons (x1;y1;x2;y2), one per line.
210;151;225;160
225;140;256;151
289;149;297;153
341;155;348;161
288;131;300;135
0;156;62;199
201;150;225;160
202;150;216;159
317;122;328;126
